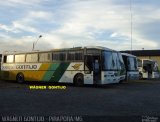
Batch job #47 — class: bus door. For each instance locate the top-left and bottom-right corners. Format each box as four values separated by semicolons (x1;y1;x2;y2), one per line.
93;56;101;84
143;61;152;79
84;55;101;84
147;64;152;78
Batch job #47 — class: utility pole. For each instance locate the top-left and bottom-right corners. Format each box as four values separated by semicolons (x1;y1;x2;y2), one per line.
32;35;42;51
130;0;133;54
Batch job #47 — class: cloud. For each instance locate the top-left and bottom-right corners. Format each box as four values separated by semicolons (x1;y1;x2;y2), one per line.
110;32;118;38
1;0;43;7
38;0;132;50
0;10;53;34
0;24;16;33
28;11;53;20
0;0;160;53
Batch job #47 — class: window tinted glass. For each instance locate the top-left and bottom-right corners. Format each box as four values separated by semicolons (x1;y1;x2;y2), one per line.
52;52;66;61
102;51;113;70
85;55;93;71
118;53;125;70
59;53;66;61
75;51;83;60
127;57;138;70
137;59;142;67
67;51;83;61
112;52;118;70
103;51;125;70
115;53;122;70
52;53;59;61
67;52;75;60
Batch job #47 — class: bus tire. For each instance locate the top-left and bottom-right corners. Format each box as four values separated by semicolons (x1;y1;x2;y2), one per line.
74;73;84;86
16;73;25;83
119;80;123;84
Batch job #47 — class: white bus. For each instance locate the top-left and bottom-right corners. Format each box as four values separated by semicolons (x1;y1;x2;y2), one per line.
121;53;139;81
138;59;160;79
1;46;126;86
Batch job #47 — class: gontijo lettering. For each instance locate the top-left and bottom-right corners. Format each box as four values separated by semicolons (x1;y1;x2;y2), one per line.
1;64;41;71
1;66;15;70
16;65;37;69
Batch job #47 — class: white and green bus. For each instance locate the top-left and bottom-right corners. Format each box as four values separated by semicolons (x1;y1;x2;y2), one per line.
0;46;126;86
121;53;139;81
138;59;160;79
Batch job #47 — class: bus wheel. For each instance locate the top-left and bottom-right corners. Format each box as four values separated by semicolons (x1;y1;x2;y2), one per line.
74;74;84;86
119;80;124;84
16;73;24;83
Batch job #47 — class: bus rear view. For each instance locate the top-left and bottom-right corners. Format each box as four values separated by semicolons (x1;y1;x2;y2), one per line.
138;59;160;79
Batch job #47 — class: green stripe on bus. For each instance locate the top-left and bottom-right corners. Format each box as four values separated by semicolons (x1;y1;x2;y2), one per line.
42;63;60;81
49;62;70;82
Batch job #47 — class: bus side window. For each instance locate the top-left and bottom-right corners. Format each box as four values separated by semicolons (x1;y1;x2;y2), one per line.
67;52;75;61
59;52;66;61
26;53;38;62
75;51;83;60
127;58;130;70
85;56;93;72
5;55;14;63
67;51;83;61
137;59;142;67
3;56;7;63
39;53;51;62
53;52;66;61
134;58;138;70
112;52;119;70
52;53;59;61
15;54;25;63
118;53;125;71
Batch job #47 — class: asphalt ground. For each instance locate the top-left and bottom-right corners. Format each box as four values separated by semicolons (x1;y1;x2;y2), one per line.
0;79;160;122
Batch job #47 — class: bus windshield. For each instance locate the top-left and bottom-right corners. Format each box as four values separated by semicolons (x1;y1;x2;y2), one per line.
153;62;159;72
102;51;125;71
127;57;138;71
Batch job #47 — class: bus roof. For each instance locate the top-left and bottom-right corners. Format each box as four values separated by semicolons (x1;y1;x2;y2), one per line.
85;46;114;51
51;46;114;51
2;46;116;55
121;53;137;58
139;59;156;62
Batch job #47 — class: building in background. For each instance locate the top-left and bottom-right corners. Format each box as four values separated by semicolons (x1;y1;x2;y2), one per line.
121;50;160;69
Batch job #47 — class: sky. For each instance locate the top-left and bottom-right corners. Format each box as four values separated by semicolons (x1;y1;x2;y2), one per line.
0;0;160;53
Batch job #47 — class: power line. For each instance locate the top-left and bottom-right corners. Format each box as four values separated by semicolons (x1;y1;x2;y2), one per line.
130;0;133;54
